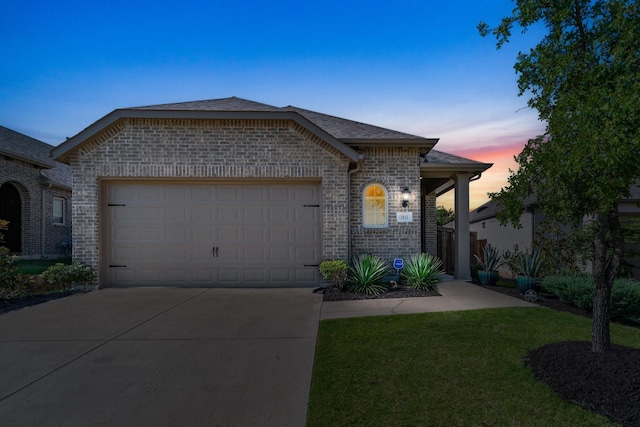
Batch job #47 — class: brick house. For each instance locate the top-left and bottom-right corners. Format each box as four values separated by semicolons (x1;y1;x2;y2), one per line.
0;126;72;258
51;97;491;288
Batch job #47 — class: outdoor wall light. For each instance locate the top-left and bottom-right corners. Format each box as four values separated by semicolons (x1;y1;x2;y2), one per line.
401;187;411;208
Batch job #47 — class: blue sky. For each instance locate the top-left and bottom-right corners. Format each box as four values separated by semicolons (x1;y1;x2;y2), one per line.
1;0;546;209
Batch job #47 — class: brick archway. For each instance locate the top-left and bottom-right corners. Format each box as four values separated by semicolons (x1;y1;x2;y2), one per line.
0;182;22;252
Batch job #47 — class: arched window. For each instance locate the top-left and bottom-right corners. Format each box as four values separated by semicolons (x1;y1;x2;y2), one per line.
363;183;388;228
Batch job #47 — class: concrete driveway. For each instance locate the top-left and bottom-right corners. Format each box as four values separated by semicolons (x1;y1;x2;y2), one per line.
0;288;323;427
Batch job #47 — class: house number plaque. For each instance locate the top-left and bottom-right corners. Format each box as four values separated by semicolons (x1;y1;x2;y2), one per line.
396;212;413;223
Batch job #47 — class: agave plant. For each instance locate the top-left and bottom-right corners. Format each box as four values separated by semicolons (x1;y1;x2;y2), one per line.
513;247;545;278
401;253;444;291
347;254;388;295
474;244;503;272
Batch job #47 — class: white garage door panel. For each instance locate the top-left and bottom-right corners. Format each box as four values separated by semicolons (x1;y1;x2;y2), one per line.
107;182;321;287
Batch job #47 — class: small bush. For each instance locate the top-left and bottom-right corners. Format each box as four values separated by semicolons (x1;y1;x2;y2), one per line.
543;275;640;321
319;260;349;290
401;253;443;291
348;254;388;295
0;220;32;299
470;264;481;281
42;262;95;292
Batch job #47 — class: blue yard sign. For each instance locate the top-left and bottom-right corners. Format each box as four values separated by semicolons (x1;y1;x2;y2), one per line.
393;258;404;270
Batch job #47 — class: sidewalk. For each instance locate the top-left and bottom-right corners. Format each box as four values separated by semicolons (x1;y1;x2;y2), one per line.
320;280;537;320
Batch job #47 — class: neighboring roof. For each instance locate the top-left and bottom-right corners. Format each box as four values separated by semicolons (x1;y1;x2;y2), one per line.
469;195;539;223
0;126;72;189
51;97;439;163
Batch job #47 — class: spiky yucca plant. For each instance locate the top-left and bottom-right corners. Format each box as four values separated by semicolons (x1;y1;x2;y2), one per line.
401;253;444;291
513;247;545;278
348;254;388;295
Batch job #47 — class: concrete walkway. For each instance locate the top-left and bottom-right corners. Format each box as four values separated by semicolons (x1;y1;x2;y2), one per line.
320;280;537;320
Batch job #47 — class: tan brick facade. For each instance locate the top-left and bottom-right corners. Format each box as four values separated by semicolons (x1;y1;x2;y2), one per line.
67;116;439;286
349;147;423;263
70;119;352;277
0;157;71;257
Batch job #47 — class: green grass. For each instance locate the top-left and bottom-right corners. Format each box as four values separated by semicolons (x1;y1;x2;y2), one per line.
14;258;71;275
307;307;640;426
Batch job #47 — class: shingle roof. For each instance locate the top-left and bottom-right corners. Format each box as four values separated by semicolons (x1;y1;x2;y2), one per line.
131;97;433;143
0;126;72;189
131;97;282;112
425;150;485;165
282;106;422;140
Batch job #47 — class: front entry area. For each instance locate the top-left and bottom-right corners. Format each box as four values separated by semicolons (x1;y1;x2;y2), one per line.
104;181;321;287
0;182;22;253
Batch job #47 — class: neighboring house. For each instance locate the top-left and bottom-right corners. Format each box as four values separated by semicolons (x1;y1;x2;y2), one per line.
0;126;72;258
469;188;640;280
51;97;491;288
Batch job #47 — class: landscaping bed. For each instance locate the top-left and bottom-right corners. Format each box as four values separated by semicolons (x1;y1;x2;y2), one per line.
480;281;640;427
0;291;79;315
321;284;440;301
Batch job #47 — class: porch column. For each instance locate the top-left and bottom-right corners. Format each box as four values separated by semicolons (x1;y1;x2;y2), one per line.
454;174;473;280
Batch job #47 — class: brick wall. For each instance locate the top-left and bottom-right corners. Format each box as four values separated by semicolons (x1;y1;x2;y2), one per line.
423;192;437;256
1;157;72;257
1;157;41;255
349;147;423;264
69;118;352;283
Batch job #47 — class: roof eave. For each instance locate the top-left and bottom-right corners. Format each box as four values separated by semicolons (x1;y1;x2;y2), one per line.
0;148;54;169
420;162;493;178
52;109;362;163
340;138;439;149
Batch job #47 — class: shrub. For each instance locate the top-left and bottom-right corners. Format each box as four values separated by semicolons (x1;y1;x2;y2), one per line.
42;262;95;292
543;275;640;321
470;264;481;281
348;254;388;295
0;220;32;299
319;260;349;290
401;253;443;291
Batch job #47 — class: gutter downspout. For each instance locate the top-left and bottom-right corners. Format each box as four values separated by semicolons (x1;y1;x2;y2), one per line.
347;157;363;261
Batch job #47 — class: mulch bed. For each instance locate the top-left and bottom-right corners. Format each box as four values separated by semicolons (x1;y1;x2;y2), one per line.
320;284;440;301
0;291;78;315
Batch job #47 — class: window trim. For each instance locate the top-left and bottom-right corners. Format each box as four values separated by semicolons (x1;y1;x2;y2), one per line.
362;183;388;228
53;197;65;225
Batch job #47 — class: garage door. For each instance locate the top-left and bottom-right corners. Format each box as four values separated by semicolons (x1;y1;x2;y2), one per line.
105;182;321;287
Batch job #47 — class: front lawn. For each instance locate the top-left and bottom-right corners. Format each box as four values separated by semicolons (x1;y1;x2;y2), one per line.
307;307;640;426
14;258;71;275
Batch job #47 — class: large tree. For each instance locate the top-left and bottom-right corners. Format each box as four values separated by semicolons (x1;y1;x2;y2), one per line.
479;0;640;353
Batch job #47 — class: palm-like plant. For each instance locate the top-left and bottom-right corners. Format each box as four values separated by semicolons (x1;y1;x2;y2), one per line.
401;253;444;291
348;254;388;295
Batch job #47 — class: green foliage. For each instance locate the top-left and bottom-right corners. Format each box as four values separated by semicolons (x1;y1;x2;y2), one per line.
0;220;32;299
470;264;481;281
319;260;349;290
400;253;443;291
474;244;503;271
15;258;72;275
436;206;455;226
347;254;388;295
512;247;545;278
480;0;640;352
543;275;640;321
42;262;95;291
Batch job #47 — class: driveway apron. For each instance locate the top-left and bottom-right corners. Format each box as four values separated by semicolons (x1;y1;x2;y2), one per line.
0;288;323;427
